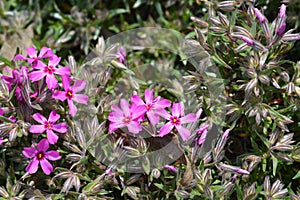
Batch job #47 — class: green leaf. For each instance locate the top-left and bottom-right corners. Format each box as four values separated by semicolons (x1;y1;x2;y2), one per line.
292;170;300;179
271;155;278;176
0;56;13;68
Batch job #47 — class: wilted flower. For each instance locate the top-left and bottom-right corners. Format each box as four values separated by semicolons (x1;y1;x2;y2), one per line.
158;102;198;141
22;139;61;175
52;75;89;116
108;99;144;134
14;46;53;68
30;110;68;144
131;89;171;126
29;55;71;89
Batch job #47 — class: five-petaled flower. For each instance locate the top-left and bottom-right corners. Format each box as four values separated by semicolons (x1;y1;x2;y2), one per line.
158;102;198;141
52;75;89;116
29;55;70;89
108;98;145;134
22;139;61;175
14;46;53;68
131;89;171;126
30;110;68;144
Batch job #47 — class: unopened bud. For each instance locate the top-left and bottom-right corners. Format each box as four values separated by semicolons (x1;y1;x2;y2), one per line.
254;8;266;23
279;4;286;18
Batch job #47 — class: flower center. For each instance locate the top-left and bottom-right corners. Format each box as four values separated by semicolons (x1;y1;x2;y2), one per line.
36;152;44;160
170;116;180;125
66;90;73;99
145;104;151;111
44;121;52;130
123;116;131;124
44;66;55;74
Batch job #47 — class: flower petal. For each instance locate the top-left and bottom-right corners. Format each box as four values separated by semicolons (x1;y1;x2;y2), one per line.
72;79;86;93
53;122;68;133
73;94;88;105
49;55;61;67
62;75;71;91
25;157;39;174
131;105;146;120
155;99;171;109
68;99;77;116
53;91;67;102
180;113;197;124
39;47;52;58
147;112;160;126
120;99;130;116
157;109;171;120
158;122;174;137
45;150;61;161
176;125;191;141
26;46;37;58
38;139;50;152
46;74;58;89
47;130;59;144
22;147;37;158
144;89;153;104
172;102;184;117
29;125;45;134
29;70;46;82
48;110;60;123
40;159;53;175
109;122;124;133
126;121;142;134
55;67;71;76
131;95;145;106
14;54;26;61
32;113;47;124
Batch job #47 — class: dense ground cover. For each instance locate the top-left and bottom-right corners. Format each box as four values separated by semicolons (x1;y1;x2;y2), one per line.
0;0;300;199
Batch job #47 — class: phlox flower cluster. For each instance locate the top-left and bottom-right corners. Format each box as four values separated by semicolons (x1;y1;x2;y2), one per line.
108;89;203;142
1;46;89;175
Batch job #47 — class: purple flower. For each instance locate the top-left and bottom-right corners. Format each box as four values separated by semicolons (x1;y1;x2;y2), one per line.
52;76;89;116
14;46;53;68
22;139;61;175
116;46;126;63
29;55;70;89
0;138;3;145
164;165;177;172
197;124;209;145
30;110;68;144
108;99;145;134
277;22;286;35
158;102;198;141
253;8;266;23
279;4;286;18
131;89;171;126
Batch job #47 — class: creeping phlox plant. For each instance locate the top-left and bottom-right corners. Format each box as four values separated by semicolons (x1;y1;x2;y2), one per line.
0;46;89;175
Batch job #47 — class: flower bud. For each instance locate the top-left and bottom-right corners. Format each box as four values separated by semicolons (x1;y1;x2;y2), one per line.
279;4;286;18
253;8;266;23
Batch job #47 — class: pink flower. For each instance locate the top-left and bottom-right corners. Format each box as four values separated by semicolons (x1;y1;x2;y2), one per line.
277;22;286;35
14;46;53;68
0;138;3;145
116;46;126;63
22;139;61;175
131;89;171;126
52;75;89;116
108;99;145;134
240;36;254;46
29;55;70;89
158;102;198;141
30;110;68;144
197;124;209;145
253;8;266;23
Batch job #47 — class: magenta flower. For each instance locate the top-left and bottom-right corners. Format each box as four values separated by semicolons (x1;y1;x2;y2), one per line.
277;22;286;35
197;124;209;145
52;75;89;116
116;46;126;63
29;55;70;89
14;46;53;68
108;99;145;134
131;89;171;126
253;8;266;23
0;138;3;145
22;139;61;175
30;110;68;144
164;165;177;172
158;102;198;141
240;36;254;46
